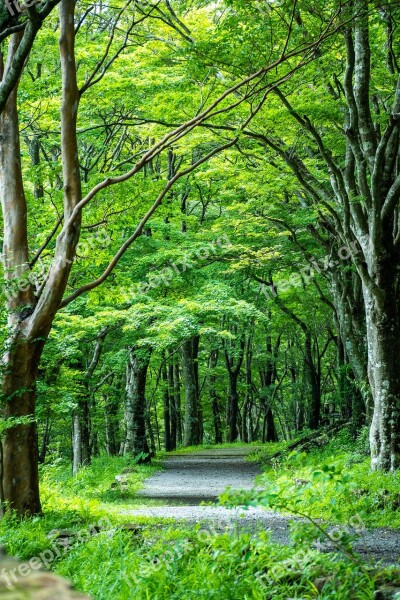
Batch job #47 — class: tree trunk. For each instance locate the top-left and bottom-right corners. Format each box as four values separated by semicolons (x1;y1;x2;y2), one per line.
168;363;177;450
306;331;321;430
0;34;43;514
173;361;183;445
124;346;152;463
145;401;156;457
38;406;51;464
209;349;222;444
25;134;44;199
242;339;253;443
364;279;400;471
162;356;172;451
2;341;43;515
72;413;82;476
72;329;108;473
227;372;240;442
263;407;278;442
260;331;280;443
192;335;203;442
181;338;200;447
224;330;245;443
104;393;119;456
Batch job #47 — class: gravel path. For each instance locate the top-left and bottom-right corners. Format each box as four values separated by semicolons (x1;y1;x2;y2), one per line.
136;448;261;503
124;448;400;566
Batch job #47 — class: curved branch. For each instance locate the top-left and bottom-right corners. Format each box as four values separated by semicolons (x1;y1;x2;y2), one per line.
60;138;238;308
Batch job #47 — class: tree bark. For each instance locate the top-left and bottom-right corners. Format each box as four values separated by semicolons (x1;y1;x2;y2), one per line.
0;33;42;515
181;338;200;446
224;329;245;443
123;346;152;462
209;349;222;444
104;392;119;456
259;331;280;443
168;362;177;450
173;361;183;445
162;355;172;451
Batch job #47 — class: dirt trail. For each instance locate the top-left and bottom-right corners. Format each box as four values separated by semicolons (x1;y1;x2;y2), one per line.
124;448;400;565
136;447;260;503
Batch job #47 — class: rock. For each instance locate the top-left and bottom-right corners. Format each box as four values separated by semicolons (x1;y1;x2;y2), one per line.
0;552;90;599
313;577;334;593
111;480;128;490
294;478;311;487
374;587;400;599
115;475;128;483
121;523;143;534
47;529;76;540
391;494;400;510
47;530;77;548
122;468;138;474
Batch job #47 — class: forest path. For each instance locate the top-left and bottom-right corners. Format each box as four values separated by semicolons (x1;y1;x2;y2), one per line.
122;447;400;565
135;447;261;503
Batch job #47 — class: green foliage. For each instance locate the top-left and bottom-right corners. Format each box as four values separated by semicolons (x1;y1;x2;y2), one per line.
239;428;400;528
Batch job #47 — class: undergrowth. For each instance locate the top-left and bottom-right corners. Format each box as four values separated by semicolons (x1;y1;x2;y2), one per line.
249;426;400;528
1;432;399;599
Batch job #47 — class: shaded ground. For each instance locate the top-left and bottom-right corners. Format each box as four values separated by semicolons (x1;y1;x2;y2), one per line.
135;448;261;504
124;448;400;566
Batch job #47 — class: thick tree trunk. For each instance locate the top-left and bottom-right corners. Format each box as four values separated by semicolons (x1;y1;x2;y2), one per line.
0;34;43;514
2;340;43;515
181;338;200;447
224;331;245;443
364;280;400;471
263;407;278;443
124;346;152;462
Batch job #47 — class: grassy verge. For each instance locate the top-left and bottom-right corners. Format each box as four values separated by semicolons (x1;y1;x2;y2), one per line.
246;426;400;529
1;435;399;599
161;441;264;456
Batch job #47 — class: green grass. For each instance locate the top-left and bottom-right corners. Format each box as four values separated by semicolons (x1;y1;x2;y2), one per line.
40;454;162;512
243;426;400;528
161;441;264;456
1;434;400;599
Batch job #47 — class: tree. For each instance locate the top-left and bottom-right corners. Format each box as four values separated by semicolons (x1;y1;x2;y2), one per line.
123;345;152;462
249;1;400;470
0;0;359;516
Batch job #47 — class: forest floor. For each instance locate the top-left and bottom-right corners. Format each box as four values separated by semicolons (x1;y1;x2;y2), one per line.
123;447;400;566
2;434;400;598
